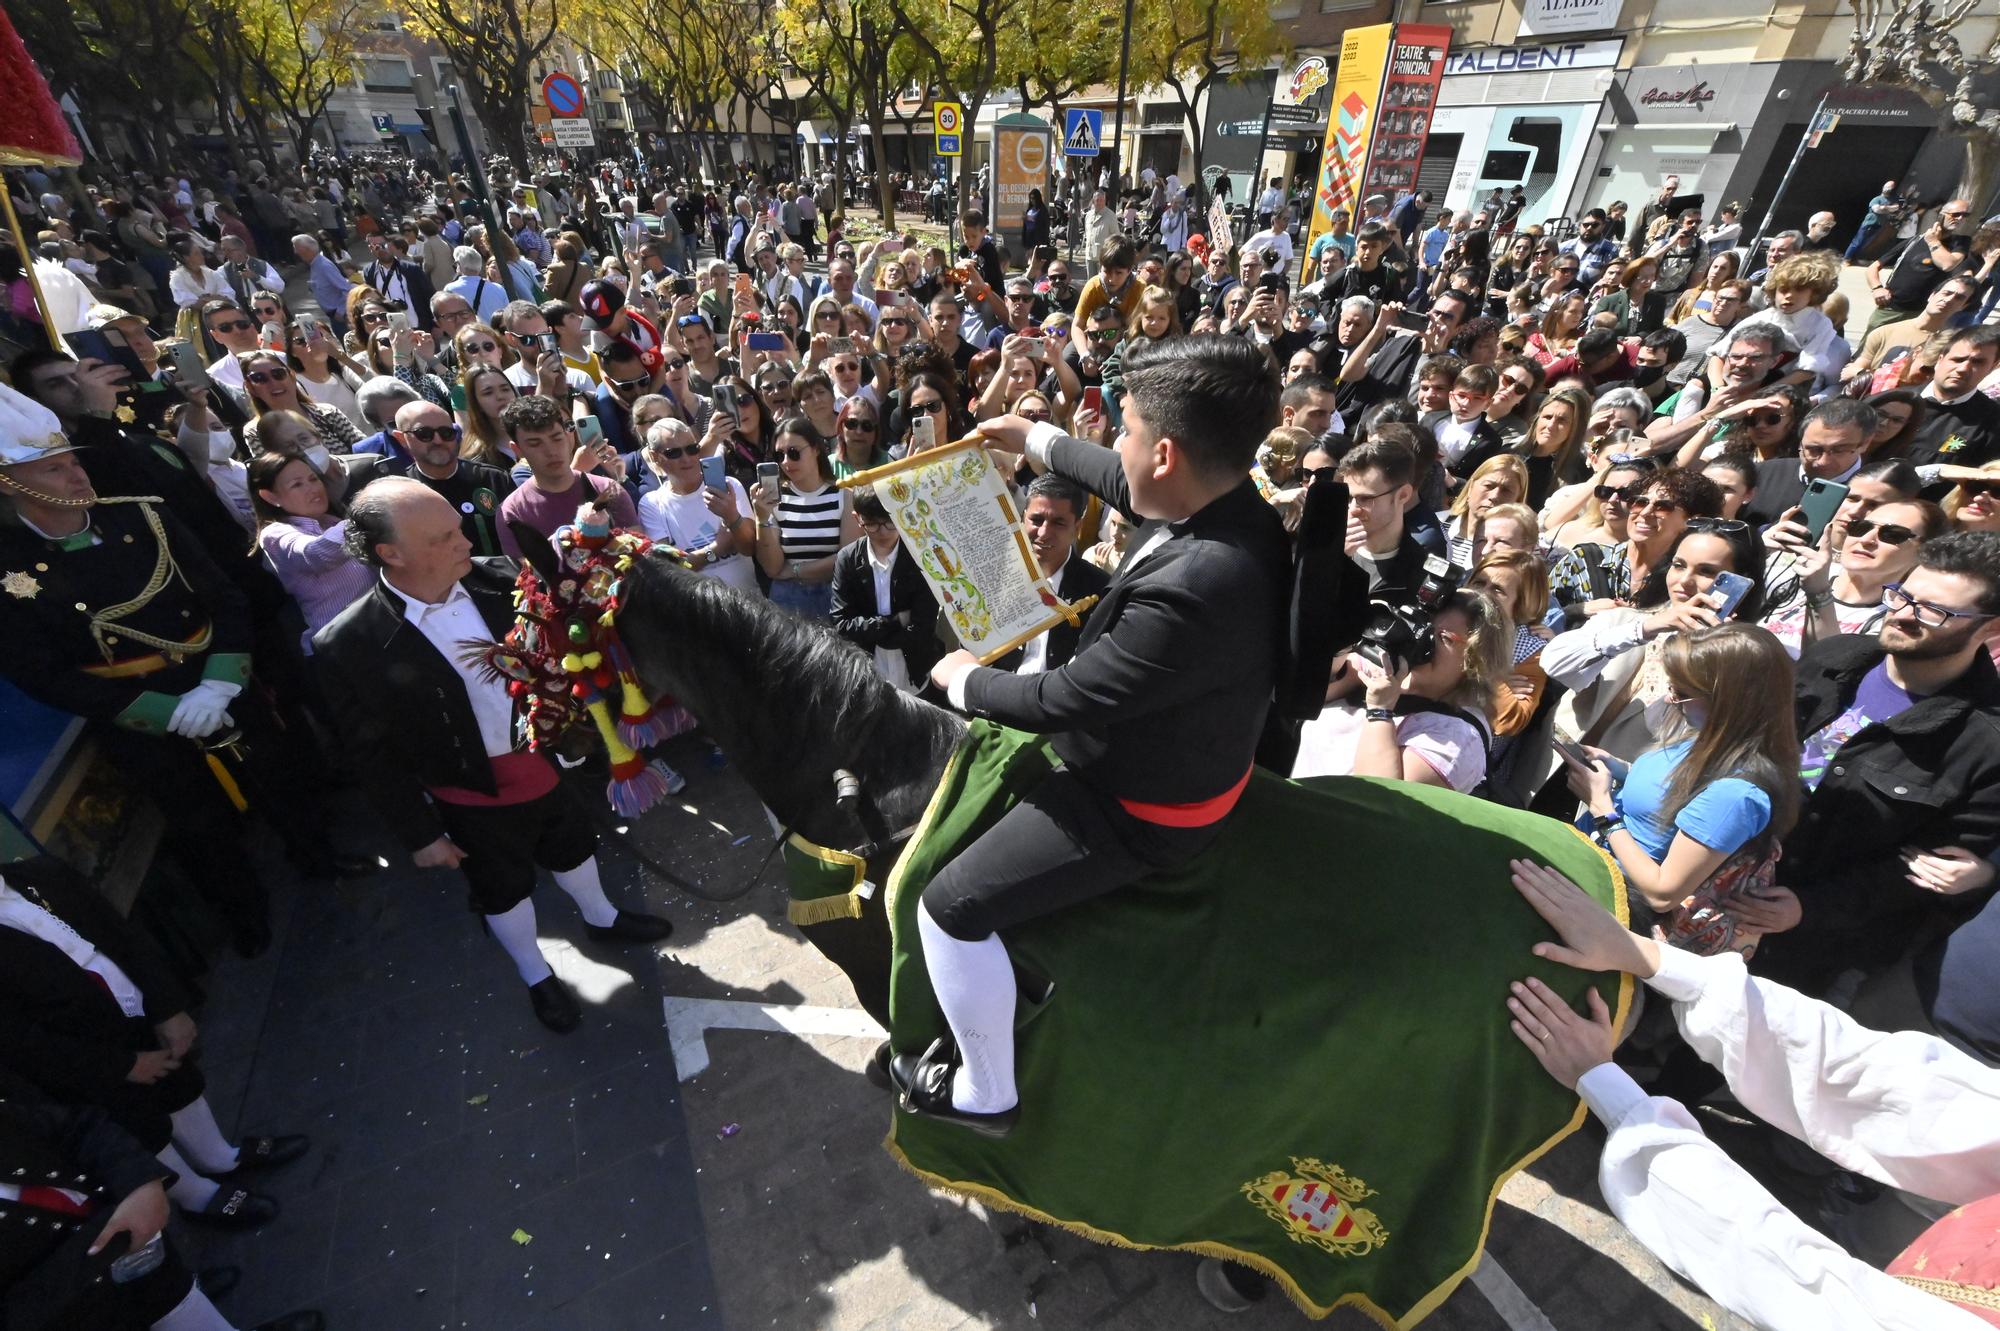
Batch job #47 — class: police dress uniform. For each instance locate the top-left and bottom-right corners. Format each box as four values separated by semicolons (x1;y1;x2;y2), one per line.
0;495;288;947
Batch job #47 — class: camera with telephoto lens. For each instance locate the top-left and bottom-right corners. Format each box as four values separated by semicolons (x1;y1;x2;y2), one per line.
1355;555;1462;672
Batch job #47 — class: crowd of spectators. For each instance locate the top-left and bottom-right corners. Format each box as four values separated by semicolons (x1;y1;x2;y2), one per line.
4;145;2000;1327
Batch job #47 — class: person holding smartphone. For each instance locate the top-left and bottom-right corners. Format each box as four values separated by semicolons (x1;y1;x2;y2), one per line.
1762;497;1943;657
635;417;757;593
1560;623;1801;945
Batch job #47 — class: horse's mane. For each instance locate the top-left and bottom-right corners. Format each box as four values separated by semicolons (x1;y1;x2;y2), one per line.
618;551;964;837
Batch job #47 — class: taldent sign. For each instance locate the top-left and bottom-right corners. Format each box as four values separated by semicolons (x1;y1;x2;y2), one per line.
1444;39;1622;75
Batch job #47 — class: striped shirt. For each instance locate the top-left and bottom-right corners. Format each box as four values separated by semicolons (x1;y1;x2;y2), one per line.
775;483;847;560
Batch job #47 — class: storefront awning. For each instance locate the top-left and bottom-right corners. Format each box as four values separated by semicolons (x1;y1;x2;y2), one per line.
1596;121;1725;133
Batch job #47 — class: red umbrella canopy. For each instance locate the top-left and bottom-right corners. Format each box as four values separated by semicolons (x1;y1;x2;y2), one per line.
0;7;82;167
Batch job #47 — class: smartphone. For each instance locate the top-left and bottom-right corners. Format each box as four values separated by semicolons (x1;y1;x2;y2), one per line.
909;413;937;454
745;331;785;351
699;455;728;490
1080;385;1103;417
450;382;468;413
1395;308;1427;332
879;237;903;254
575;414;605;449
165;340;210;391
1257;272;1287;293
1552;737;1600;770
1706;570;1754;622
66;328;147;383
756;460;782;494
733;272;753;296
713;384;740;423
388;310;411;335
260;321;286;349
1799;477;1850;545
671;276;696;298
537;332;561;354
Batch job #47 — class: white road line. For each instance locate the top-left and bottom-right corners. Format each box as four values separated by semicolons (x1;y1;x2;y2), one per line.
663;995;886;1081
1471;1253;1559;1331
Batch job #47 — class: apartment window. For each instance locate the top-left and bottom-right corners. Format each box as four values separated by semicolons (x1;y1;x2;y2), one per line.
359;57;413;93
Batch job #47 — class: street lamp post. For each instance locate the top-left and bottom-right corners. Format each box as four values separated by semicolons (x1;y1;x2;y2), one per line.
1109;0;1135;194
446;83;522;300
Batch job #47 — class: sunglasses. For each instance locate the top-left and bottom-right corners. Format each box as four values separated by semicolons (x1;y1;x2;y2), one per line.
652;444;700;460
1686;517;1750;536
1846;517;1919;545
1628;495;1681;515
880;317;912;328
776;447;811;462
1593;483;1642;503
1087;329;1121;343
840;418;878;432
907;400;944;416
406;423;462;442
360;310;389;324
1747;411;1788;429
1020;410;1052;422
829;362;859;375
245;367;291;384
815;310;841;321
465;340;500;354
1955;479;2000;499
606;371;651;390
211;318;255;334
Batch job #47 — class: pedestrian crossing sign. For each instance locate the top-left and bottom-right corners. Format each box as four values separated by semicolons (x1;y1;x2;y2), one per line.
1064;109;1102;158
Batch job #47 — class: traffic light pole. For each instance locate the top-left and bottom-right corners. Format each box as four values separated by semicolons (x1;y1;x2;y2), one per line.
447;83;521;300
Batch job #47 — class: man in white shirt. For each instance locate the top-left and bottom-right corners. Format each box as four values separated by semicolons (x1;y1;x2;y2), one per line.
1257;209;1296;280
312;479;672;1033
991;473;1111;676
442;246;508;322
1505;859;1999;1331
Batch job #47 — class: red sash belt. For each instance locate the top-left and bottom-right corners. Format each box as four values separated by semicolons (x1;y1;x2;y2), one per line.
429;751;560;807
1118;765;1253;828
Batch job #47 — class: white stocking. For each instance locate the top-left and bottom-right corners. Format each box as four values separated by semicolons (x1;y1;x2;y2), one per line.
159;1143;219;1210
484;899;553;985
551;858;619;928
168;1097;239;1174
916;898;1018;1114
152;1283;234;1331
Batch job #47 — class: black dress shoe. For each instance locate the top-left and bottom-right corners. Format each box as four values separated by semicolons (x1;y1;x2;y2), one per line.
584;910;673;944
188;1186;280;1229
198;1265;242;1300
230;1134;310;1175
251;1312;325;1331
528;975;580;1033
896;1038;1019;1138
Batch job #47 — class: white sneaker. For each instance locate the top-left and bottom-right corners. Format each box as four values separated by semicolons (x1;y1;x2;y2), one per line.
655;761;688;795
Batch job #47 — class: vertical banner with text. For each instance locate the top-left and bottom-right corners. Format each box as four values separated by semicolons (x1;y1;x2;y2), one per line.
1359;26;1451;205
989;113;1052;237
1300;24;1393;270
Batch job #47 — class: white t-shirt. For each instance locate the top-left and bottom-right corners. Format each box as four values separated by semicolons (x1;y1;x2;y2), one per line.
636;478;758;594
1291;701;1488;793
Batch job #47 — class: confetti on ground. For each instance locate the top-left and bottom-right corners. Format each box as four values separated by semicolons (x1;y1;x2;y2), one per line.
511;1229;534;1245
467;1094;489;1106
731;835;752;846
718;1122;741;1139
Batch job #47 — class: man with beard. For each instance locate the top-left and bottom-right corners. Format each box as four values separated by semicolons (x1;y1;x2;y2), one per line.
1333;286;1473;416
1752;532;2000;998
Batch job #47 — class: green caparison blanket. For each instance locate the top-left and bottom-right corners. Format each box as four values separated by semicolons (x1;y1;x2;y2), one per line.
876;720;1630;1326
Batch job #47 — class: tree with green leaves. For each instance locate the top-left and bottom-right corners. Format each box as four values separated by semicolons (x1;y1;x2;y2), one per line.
208;0;371;160
1127;0;1289;209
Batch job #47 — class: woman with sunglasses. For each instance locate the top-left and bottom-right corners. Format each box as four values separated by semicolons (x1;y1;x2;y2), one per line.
635;419;759;594
458;363;519;468
1545;451;1651;551
452;322;513;375
827;391;886;489
236;350;362;454
1672;383;1805;467
1549;463;1714;628
805;294;845;348
341;290;389;354
1940;463;2000;533
1762;497;1944;657
1542;512;1759;782
243;409;383;508
751;415;860;618
249;451;374;646
895;373;962;458
287;319;369;427
709;373;772;478
1559;622;1800;942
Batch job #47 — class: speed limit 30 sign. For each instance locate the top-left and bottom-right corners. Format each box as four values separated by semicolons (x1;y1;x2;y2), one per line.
934;102;962;136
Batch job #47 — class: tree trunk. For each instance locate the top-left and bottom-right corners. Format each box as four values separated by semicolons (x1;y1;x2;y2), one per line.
868;106;895;229
1958;136;1998;219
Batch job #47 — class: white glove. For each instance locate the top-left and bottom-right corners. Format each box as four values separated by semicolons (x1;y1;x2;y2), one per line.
166;679;240;739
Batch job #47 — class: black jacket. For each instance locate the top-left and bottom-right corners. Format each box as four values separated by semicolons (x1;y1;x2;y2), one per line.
960;434;1290;804
987;551;1112;674
1760;634;2000;986
0;1066;171;1297
360;257;437;330
829;538;944;682
311;559;522;852
1421;409;1506;483
1745;458;1810;528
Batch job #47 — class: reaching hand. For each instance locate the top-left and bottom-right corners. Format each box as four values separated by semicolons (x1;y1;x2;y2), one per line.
1508;977;1616;1090
127;1049;180;1085
154;1012;196;1060
89;1179;169;1257
1730;885;1803;934
1509;858;1659;977
412;834;466;869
